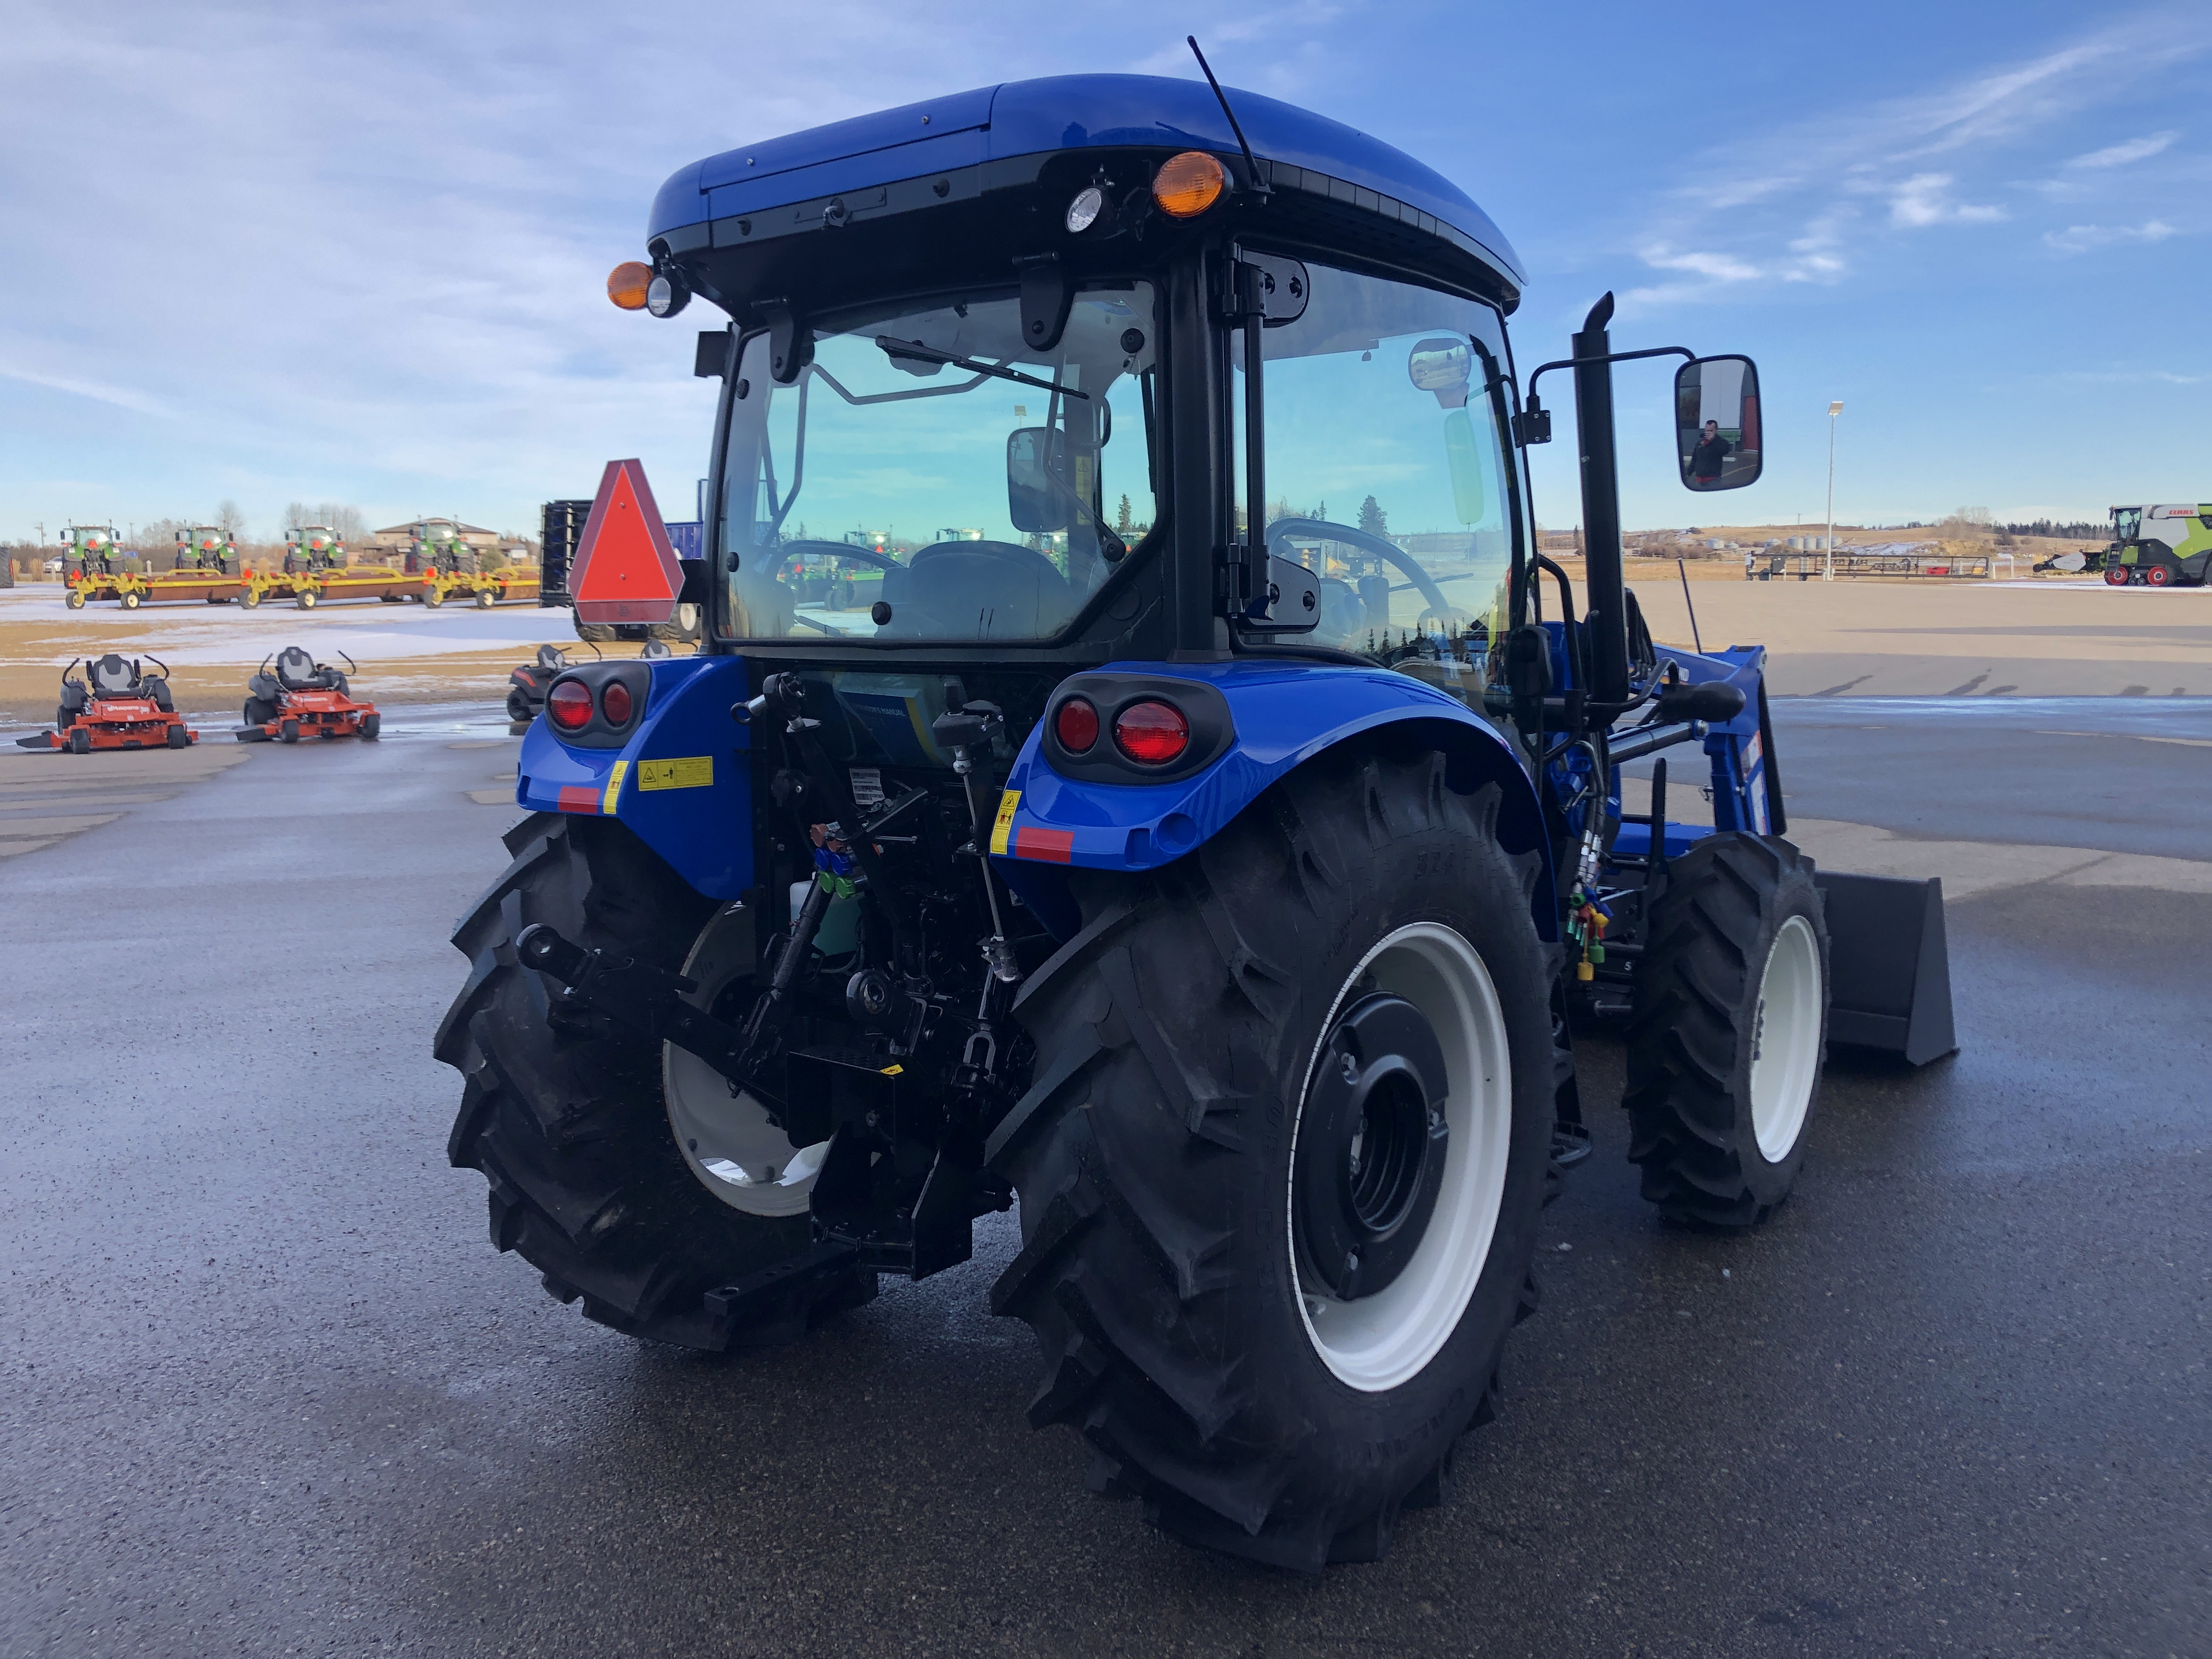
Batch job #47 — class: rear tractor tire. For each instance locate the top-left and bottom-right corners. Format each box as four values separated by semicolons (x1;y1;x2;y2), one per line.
243;697;276;727
994;744;1553;1570
1626;832;1830;1227
437;811;873;1348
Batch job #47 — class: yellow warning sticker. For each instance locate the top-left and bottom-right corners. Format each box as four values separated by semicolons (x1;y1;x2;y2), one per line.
601;759;629;816
637;755;714;792
880;1063;904;1076
990;789;1020;856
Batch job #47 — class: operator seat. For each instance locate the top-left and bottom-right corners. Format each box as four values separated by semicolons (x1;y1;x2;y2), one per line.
876;541;1074;639
274;646;337;692
89;655;139;696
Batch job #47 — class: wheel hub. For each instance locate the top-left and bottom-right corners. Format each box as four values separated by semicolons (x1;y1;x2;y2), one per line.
1295;993;1449;1301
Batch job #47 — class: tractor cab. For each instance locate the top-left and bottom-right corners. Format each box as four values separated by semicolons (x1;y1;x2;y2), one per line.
65;526;119;577
283;525;344;573
176;526;234;573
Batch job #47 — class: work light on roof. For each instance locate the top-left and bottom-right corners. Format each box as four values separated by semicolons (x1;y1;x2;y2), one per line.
646;272;690;318
1065;185;1107;235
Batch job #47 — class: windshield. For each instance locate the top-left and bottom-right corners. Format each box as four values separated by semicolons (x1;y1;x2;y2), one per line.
1234;264;1517;654
716;283;1158;642
2112;508;2141;541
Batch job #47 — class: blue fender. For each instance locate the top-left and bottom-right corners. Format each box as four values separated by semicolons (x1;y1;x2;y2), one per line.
988;659;1556;943
515;655;753;899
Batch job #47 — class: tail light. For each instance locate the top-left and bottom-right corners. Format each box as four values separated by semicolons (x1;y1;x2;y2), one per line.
1113;699;1189;765
547;680;592;731
600;680;634;726
1054;696;1100;754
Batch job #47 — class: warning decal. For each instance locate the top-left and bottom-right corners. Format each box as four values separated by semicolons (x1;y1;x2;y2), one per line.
571;459;684;625
989;789;1019;856
637;755;714;792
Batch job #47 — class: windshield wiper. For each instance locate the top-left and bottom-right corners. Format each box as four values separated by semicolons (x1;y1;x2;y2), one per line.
874;337;1089;400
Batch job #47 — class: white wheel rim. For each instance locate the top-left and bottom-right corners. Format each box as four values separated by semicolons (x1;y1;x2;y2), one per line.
1749;914;1822;1163
664;905;826;1217
1289;922;1512;1393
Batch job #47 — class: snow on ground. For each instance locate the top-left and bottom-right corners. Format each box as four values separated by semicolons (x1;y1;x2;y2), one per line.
0;585;570;667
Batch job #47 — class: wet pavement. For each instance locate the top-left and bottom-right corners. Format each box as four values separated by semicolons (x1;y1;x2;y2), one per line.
2;701;2205;1657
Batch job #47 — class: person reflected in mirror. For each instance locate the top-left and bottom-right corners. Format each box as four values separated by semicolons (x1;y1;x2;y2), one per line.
1690;420;1732;489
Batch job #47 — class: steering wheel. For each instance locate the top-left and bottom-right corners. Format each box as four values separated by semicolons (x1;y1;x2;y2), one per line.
766;539;900;574
1265;516;1457;623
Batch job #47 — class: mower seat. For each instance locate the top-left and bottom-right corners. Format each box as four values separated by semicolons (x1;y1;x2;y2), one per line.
275;647;339;693
89;654;141;696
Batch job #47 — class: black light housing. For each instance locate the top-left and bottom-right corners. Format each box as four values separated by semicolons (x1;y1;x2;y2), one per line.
647;271;691;318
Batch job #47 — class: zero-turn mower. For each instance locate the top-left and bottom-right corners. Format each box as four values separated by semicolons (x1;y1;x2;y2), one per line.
235;646;382;742
505;641;600;732
15;654;196;752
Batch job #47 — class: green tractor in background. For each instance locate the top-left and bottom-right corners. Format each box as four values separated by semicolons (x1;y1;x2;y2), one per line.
59;526;123;608
176;525;236;574
281;524;345;574
2098;504;2212;586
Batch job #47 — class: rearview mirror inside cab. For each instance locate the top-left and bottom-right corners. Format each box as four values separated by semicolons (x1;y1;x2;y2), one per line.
1006;427;1070;533
1675;355;1762;492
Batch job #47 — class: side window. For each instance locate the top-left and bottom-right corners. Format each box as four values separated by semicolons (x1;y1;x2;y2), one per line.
1234;264;1517;654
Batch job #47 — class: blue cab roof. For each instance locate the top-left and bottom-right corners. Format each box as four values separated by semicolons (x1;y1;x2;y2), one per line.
649;73;1523;287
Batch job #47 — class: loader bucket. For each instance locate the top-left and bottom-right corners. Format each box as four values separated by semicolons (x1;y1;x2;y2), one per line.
1815;871;1957;1065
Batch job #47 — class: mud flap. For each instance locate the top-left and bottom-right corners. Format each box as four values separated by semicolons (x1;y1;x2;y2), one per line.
1814;871;1957;1064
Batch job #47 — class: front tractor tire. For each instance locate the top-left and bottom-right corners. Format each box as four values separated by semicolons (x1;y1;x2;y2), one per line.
1625;832;1830;1227
993;745;1553;1570
437;811;874;1348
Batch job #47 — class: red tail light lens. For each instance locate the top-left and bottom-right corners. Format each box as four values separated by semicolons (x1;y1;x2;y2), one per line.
1113;699;1189;765
600;680;634;726
547;680;592;731
1054;696;1100;753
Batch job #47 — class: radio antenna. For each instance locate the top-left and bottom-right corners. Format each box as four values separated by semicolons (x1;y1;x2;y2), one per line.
1187;37;1269;198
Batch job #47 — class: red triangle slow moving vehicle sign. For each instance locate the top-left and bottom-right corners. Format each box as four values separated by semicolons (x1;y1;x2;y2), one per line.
571;459;684;624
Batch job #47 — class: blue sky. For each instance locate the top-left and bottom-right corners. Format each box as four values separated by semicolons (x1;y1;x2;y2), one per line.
3;0;2205;546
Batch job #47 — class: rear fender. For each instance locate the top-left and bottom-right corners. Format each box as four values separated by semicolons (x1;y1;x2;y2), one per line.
990;660;1555;943
516;654;752;898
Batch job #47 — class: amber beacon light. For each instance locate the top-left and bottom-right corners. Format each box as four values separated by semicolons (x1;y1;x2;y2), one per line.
1151;151;1226;218
606;261;653;311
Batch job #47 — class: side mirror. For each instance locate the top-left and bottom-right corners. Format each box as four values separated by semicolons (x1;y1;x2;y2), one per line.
1006;427;1070;533
1674;355;1762;492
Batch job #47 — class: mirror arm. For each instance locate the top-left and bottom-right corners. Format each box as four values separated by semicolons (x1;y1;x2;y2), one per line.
1569;295;1633;707
1523;344;1695;400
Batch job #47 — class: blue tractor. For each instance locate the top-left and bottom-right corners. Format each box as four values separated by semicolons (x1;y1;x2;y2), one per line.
438;60;1953;1571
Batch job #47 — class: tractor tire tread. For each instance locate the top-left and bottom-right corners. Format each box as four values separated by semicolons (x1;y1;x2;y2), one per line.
437;811;873;1348
995;743;1550;1570
1623;832;1827;1228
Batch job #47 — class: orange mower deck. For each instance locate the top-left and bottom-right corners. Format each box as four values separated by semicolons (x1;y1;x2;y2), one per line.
15;654;198;752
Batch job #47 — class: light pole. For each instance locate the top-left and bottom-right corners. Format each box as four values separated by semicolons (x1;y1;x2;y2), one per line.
1825;401;1844;580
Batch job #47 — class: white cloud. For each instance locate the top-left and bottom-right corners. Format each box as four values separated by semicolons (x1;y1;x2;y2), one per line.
2064;131;2179;168
1884;172;2009;227
2044;219;2177;253
1640;246;1762;282
0;364;176;420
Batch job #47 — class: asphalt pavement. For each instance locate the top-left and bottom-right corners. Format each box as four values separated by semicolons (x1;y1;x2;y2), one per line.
2;699;2205;1657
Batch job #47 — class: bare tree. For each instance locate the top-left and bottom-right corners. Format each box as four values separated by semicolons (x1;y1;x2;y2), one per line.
215;499;246;540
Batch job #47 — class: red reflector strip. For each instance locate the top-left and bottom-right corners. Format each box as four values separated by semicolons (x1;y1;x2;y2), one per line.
556;786;601;815
1012;826;1075;864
